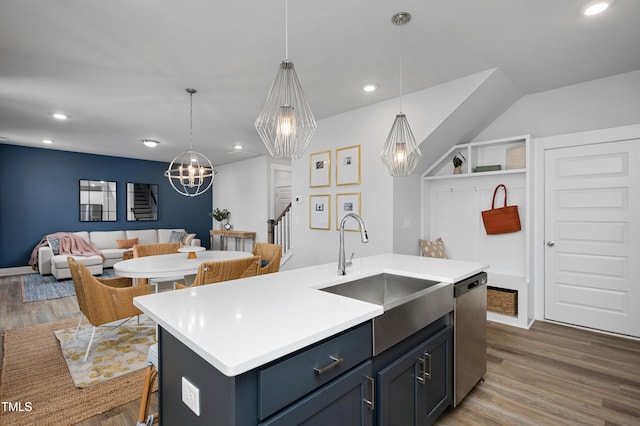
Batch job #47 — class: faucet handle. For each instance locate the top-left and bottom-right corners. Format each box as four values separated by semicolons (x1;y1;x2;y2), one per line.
346;252;355;267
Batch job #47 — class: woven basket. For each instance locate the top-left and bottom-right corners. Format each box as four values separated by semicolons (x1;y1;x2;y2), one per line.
487;286;518;316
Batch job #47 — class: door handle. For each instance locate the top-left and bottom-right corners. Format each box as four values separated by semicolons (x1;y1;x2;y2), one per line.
364;376;375;410
417;353;432;385
547;241;555;247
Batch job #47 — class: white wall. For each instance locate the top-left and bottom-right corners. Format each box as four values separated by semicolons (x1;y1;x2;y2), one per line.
286;70;500;270
212;155;270;249
475;70;640;141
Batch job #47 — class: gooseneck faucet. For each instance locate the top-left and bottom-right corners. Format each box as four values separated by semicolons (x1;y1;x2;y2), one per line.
338;213;369;275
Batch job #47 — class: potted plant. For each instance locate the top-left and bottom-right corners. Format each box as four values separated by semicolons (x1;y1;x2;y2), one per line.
210;208;230;230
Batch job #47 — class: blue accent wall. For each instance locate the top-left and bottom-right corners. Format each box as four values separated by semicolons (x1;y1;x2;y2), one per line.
0;144;212;268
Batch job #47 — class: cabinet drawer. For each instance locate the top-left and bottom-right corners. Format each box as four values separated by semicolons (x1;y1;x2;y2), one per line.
258;321;372;420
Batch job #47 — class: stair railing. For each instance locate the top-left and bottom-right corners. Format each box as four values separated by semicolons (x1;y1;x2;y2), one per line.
268;202;292;259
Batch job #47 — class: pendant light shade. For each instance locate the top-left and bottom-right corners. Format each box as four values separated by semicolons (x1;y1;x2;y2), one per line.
165;89;216;197
380;12;422;176
255;1;317;159
381;113;421;176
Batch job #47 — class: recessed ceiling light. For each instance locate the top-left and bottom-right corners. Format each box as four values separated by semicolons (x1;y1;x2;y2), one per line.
52;113;68;120
42;139;54;144
363;84;378;92
142;139;159;148
581;0;613;16
234;144;243;150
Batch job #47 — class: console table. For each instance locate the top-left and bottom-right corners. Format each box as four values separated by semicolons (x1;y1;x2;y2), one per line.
210;230;256;252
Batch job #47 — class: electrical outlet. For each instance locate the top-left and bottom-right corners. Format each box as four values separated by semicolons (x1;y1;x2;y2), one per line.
182;376;200;416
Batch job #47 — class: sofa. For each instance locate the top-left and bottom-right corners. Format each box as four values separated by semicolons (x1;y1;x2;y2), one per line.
38;228;201;280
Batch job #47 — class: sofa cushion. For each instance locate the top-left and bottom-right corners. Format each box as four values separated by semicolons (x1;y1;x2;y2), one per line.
158;229;186;243
90;231;126;250
116;237;138;249
73;231;90;244
125;229;158;245
52;254;103;269
101;248;128;260
47;236;61;255
168;230;186;243
183;233;196;246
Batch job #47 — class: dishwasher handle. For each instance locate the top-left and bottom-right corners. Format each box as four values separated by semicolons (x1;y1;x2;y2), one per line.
454;272;487;298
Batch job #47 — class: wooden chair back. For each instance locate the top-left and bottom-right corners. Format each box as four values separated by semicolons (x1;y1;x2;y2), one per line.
177;256;261;289
68;257;150;326
133;242;181;258
253;242;282;275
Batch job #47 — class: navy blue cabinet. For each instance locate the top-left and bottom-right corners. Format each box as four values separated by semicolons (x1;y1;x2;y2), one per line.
158;319;452;425
377;325;452;426
260;361;374;426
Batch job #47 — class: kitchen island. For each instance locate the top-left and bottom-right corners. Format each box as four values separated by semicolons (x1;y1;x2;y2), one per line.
134;253;488;425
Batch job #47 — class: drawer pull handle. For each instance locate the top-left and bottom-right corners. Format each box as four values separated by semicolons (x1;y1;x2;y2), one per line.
417;353;432;384
314;355;344;375
364;376;375;410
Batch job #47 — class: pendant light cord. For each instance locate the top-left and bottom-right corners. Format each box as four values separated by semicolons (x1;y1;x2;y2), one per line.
189;91;194;150
399;22;404;113
284;0;289;60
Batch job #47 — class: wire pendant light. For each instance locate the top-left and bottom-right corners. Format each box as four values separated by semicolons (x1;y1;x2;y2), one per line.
166;88;216;197
255;0;317;159
381;12;422;176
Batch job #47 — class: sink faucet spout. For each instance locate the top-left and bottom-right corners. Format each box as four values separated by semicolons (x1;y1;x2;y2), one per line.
338;213;368;275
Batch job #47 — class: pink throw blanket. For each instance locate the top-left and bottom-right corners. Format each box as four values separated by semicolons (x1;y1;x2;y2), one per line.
29;232;105;270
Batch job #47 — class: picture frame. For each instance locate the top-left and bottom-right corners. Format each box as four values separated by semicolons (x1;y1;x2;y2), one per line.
336;192;361;231
309;194;331;230
309;150;331;187
336;145;361;186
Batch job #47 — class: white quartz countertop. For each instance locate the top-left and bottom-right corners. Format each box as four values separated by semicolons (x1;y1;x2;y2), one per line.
134;253;487;377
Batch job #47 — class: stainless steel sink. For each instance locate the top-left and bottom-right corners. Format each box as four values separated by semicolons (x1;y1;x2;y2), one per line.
321;273;453;355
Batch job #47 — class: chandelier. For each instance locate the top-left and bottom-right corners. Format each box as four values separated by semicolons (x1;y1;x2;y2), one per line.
255;0;317;159
380;12;422;176
165;88;216;197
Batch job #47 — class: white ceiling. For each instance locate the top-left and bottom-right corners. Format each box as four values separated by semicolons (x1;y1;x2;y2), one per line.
1;0;639;165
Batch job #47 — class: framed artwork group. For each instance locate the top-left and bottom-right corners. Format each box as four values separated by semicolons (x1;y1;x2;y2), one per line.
308;145;362;231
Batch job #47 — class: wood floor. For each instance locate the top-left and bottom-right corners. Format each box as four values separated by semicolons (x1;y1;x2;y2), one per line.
2;274;639;425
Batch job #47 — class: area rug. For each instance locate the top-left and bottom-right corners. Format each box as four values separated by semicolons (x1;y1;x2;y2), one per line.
54;316;156;388
0;318;155;425
21;269;117;303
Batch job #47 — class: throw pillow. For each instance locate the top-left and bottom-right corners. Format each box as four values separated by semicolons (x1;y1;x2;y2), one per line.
47;236;60;255
420;238;448;259
169;230;186;243
116;238;139;249
182;233;197;246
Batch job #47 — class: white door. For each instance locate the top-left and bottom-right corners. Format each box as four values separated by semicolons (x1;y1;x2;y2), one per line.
544;139;640;337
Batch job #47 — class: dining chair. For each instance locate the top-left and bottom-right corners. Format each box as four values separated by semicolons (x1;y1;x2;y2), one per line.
132;242;182;287
175;255;262;289
138;343;158;426
67;257;153;361
252;242;282;275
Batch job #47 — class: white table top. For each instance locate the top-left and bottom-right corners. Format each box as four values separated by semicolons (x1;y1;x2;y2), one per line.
114;250;252;279
134;253;488;377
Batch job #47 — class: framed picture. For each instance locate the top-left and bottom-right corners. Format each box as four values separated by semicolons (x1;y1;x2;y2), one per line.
309;150;331;187
309;194;330;230
336;192;361;231
336;145;361;186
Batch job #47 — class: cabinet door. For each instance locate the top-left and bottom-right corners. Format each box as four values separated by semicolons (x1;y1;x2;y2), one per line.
377;326;452;426
418;326;452;425
260;361;373;426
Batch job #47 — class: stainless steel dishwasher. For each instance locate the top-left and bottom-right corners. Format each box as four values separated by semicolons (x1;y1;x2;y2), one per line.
453;271;487;406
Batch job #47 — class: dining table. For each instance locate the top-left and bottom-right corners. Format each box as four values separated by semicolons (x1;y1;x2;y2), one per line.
113;250;252;281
